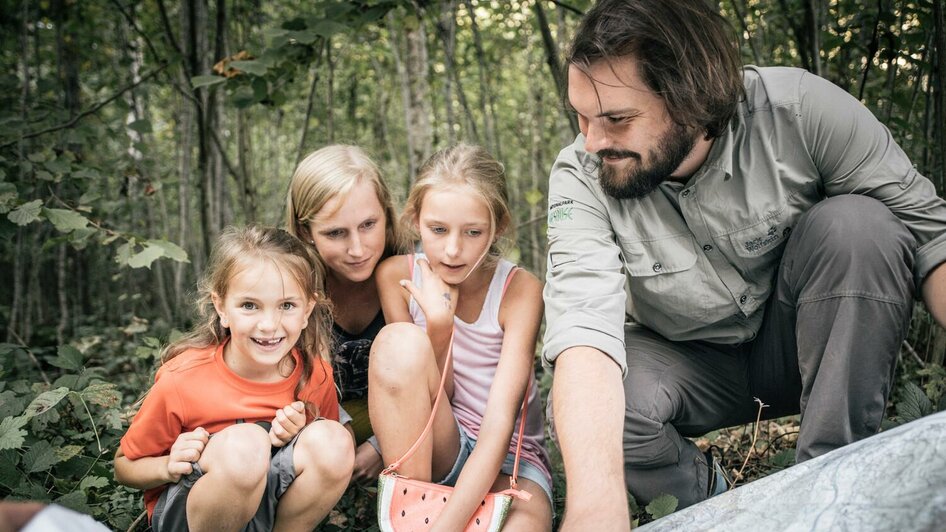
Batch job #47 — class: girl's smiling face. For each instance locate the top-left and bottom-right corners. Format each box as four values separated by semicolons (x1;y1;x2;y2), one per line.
213;259;315;381
417;186;494;285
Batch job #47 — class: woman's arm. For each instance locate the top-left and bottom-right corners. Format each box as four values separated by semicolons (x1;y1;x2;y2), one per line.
431;271;544;531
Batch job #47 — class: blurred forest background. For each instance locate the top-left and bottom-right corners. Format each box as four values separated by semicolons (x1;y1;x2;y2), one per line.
1;0;945;529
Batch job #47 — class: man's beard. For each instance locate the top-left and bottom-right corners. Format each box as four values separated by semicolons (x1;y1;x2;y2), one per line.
597;123;696;200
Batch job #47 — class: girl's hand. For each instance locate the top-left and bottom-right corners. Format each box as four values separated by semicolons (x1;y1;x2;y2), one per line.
270;401;306;447
351;441;383;482
400;258;458;329
167;427;209;482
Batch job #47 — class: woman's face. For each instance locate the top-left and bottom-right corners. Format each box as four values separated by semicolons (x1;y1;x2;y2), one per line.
307;180;388;284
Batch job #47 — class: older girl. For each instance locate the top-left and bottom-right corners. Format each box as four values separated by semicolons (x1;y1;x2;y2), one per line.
371;144;553;530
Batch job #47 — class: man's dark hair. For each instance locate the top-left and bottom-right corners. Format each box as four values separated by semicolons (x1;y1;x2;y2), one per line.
567;0;745;139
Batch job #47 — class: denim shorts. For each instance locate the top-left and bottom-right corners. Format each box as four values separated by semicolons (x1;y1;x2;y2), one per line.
151;428;298;532
436;422;553;504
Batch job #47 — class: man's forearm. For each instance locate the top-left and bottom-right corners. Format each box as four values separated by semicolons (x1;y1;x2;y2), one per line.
553;346;630;531
922;261;946;329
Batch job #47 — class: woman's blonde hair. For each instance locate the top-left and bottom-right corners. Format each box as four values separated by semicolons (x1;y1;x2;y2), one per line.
161;226;333;411
286;145;402;277
402;144;513;265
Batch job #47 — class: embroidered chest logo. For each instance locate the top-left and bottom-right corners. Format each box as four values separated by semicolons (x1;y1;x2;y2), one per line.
743;226;780;253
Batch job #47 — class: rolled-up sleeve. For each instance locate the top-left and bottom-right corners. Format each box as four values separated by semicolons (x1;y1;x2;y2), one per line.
800;71;946;287
542;140;629;375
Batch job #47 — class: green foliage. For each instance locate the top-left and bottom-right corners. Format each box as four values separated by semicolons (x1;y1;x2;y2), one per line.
645;494;680;520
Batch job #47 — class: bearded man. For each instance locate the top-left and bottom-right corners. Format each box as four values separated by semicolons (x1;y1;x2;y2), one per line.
542;0;946;529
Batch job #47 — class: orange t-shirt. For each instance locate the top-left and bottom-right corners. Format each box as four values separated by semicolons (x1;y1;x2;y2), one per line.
119;342;338;519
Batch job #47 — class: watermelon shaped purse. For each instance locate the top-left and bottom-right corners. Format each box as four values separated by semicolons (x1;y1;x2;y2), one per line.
377;327;533;531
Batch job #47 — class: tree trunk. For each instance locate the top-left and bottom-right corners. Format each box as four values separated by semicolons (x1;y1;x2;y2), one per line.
439;1;458;145
464;0;500;156
533;0;579;136
934;0;946;194
389;10;433;185
327;38;336;143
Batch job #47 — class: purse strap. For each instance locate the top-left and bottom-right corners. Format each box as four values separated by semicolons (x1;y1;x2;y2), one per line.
383;266;532;493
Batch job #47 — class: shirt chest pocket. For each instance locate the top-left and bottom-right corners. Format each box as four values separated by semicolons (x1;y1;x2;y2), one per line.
618;234;710;324
723;207;792;285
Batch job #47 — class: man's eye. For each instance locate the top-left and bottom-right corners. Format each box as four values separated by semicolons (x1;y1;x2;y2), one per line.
606;116;629;124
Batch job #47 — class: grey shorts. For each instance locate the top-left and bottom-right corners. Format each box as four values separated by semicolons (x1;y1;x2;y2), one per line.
437;422;554;505
151;430;298;532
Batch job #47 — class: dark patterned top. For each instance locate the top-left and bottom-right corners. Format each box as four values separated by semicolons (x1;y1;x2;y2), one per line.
332;310;385;402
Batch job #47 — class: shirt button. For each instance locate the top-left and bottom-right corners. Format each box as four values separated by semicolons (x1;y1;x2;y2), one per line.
703;244;713;252
783;227;792;238
739;295;748;304
681;189;691;198
652;262;662;272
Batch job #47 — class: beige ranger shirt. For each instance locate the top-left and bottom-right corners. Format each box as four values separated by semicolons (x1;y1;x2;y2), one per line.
542;66;946;375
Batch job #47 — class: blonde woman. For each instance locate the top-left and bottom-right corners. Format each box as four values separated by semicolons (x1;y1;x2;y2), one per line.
287;144;403;482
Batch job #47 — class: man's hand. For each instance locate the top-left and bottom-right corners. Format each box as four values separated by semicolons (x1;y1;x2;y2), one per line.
351;441;383;482
167;427;209;482
270;401;306;447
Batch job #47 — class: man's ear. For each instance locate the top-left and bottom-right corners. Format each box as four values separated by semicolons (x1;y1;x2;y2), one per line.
211;292;229;327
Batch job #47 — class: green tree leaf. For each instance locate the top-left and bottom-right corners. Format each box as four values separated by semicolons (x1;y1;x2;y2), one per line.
897;381;933;423
147;239;189;263
0;416;27;451
190;75;226;89
23;440;60;473
79;476;109;490
50;345;84;371
54;444;83;463
43;208;90;233
79;382;120;408
0;182;18;214
310;20;348;37
8;199;43;226
22;387;70;419
127;118;152;134
54;490;90;514
126;243;165;269
230;60;268;76
0;450;19;488
44;158;71;174
645;494;679;519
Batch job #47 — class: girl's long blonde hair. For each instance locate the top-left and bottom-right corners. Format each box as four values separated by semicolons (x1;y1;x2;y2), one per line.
161;226;334;407
286;145;403;277
402;144;513;266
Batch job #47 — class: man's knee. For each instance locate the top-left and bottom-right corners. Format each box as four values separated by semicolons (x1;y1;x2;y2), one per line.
797;195;915;258
622;372;682;468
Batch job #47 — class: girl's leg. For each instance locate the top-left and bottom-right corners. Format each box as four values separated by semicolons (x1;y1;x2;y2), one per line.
187;423;271;531
273;419;353;531
369;322;461;480
489;475;553;531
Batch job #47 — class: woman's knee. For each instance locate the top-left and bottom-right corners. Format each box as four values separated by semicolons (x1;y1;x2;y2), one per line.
200;423;271;485
295;420;354;482
369;322;434;388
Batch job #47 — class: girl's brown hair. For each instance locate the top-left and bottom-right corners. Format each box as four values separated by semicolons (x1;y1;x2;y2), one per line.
161;226;333;411
402;144;513;267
